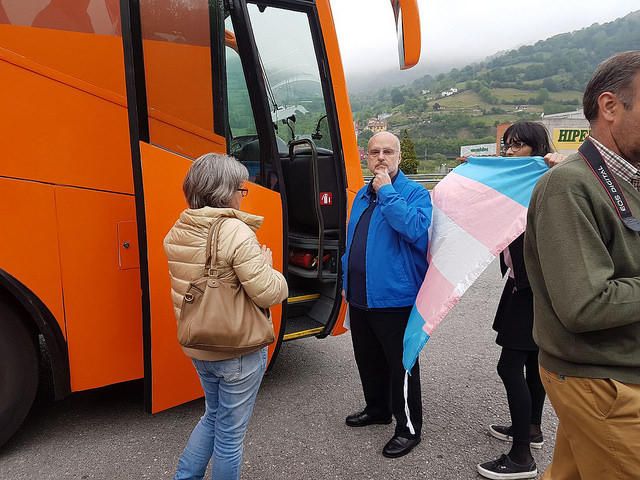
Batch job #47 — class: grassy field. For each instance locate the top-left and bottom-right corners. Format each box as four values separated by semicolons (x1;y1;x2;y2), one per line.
549;90;583;102
435;90;485;109
422;87;581;119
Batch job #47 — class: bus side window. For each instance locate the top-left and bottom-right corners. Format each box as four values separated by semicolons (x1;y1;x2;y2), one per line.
224;19;262;184
0;1;124;96
139;0;224;159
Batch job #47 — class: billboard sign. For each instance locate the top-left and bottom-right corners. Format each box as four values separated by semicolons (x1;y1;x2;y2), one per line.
460;143;497;157
552;128;590;151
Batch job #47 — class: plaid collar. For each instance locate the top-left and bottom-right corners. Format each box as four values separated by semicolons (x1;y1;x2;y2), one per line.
589;136;640;192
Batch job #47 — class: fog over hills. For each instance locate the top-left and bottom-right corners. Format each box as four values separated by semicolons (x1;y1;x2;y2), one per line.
346;59;475;93
347;10;640;172
342;0;640;94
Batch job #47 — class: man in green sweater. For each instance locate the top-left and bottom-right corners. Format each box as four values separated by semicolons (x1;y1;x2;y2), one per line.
524;51;640;479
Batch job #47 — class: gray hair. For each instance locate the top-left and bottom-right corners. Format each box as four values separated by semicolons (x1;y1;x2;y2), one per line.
183;153;249;209
583;51;640;122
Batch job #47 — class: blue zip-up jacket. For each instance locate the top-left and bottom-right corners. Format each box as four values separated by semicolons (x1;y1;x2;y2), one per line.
342;170;432;308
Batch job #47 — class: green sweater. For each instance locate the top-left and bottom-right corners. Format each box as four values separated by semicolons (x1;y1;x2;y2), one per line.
524;154;640;384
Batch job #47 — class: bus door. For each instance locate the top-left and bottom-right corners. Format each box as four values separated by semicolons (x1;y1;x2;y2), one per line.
126;0;285;413
231;1;348;343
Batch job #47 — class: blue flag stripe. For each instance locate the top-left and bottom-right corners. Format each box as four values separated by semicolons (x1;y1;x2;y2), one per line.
453;156;548;207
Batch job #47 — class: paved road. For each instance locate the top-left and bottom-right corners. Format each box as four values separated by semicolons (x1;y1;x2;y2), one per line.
1;261;557;479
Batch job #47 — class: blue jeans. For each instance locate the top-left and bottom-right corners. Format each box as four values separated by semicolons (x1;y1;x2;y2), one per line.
174;347;267;480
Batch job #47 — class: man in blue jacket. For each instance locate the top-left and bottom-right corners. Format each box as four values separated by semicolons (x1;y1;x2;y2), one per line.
342;131;432;458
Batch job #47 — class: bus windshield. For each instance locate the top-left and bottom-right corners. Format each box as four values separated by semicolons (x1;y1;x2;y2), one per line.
246;4;332;150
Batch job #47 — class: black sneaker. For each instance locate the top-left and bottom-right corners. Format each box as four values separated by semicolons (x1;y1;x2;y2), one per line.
489;424;544;449
477;454;537;479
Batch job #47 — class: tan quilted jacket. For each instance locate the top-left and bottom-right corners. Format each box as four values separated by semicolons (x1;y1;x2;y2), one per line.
164;207;288;361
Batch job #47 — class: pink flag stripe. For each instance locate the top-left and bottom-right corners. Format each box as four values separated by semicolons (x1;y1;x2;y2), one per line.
433;172;528;254
413;263;460;334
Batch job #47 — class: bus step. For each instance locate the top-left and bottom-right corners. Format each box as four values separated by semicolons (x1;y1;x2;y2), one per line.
287;293;321;305
283;315;324;341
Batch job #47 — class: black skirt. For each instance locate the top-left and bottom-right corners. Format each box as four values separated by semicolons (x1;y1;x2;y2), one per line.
492;277;537;351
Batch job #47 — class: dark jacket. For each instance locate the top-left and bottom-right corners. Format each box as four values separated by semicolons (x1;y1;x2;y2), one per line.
493;233;537;351
499;234;530;291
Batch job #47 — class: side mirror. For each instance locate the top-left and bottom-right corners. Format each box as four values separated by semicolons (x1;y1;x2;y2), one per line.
389;0;421;70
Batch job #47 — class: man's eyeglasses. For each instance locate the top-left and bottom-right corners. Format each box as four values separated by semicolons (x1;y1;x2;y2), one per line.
237;188;249;197
502;141;527;153
368;148;398;157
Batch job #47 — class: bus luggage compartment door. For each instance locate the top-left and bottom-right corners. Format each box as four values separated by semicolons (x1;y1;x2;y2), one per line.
139;143;285;413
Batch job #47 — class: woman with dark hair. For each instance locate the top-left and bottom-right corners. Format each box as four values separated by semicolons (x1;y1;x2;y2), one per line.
477;122;563;480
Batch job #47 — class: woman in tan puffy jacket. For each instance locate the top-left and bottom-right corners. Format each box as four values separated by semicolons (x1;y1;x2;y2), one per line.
164;153;287;480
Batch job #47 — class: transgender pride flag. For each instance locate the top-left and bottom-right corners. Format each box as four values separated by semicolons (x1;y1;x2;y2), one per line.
402;156;548;373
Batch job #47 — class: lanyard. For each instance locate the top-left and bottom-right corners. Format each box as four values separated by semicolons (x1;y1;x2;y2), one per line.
579;139;640;232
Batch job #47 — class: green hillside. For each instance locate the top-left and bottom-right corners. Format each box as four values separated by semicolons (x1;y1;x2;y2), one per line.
350;10;640;171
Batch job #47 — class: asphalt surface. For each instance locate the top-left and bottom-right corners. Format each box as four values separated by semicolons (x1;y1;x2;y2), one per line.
1;261;557;479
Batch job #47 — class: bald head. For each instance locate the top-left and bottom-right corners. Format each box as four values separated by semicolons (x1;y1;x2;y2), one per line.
368;131;400;151
366;131;402;177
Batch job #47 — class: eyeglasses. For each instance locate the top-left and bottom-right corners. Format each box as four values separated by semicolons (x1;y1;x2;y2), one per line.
367;148;398;157
502;141;527;153
237;188;249;197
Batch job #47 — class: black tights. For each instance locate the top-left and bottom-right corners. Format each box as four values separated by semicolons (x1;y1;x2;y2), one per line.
497;348;546;463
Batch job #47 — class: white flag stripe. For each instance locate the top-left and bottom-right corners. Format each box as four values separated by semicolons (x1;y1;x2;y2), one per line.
429;205;492;287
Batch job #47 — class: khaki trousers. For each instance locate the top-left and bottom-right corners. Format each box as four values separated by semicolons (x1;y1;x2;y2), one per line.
539;366;640;480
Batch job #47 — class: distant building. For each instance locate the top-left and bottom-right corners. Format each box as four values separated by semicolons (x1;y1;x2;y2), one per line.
541;109;586;120
366;118;387;133
354;120;360;139
440;87;458;97
540;109;589;155
460;143;497;157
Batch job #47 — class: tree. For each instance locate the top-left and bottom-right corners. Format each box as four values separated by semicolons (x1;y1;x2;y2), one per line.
542;77;560;92
535;88;551;104
390;88;405;106
357;129;374;149
404;98;419;112
478;86;497;105
399;129;418;174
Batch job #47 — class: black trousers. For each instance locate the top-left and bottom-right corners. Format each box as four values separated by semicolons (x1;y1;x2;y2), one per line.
349;306;422;438
497;348;546;444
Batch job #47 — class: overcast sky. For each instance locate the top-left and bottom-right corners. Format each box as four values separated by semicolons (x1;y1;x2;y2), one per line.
330;0;639;75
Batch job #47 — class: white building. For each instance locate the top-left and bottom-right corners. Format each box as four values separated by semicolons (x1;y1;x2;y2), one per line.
541;109;586;120
460;143;497;157
540;110;589;155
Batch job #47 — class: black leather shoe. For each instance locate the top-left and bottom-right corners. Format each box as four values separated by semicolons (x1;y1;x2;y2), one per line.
345;411;392;427
382;435;421;458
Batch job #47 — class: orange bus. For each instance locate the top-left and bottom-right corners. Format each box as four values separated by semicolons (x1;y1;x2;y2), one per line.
0;0;420;446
